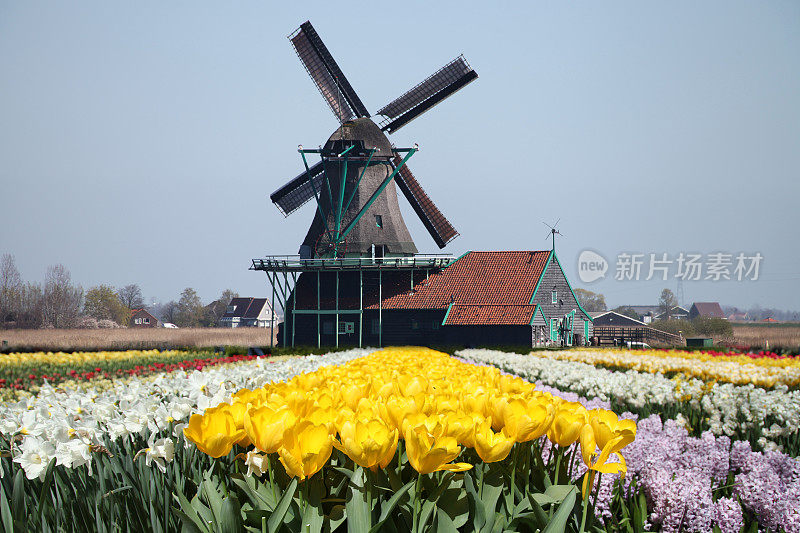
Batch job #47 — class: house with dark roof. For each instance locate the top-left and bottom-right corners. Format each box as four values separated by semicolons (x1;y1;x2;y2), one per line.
689;302;726;320
284;250;593;347
625;305;659;324
654;306;690;321
219;298;276;328
130;308;160;328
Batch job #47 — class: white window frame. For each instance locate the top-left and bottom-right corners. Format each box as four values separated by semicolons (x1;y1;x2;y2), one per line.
552;290;558;304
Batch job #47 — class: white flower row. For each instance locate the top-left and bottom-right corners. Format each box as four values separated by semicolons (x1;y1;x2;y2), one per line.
457;349;800;443
2;349;375;479
539;348;800;388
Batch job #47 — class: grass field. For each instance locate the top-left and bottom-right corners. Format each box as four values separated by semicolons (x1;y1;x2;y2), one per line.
730;323;800;349
0;327;279;352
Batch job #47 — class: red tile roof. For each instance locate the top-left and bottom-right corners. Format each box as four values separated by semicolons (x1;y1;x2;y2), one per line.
367;251;551;310
444;304;538;325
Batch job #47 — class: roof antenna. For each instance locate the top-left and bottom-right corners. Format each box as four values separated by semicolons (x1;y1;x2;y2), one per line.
542;219;563;252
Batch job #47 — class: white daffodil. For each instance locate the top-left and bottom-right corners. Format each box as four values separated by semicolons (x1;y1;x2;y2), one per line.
143;436;175;473
243;450;268;478
14;437;56;480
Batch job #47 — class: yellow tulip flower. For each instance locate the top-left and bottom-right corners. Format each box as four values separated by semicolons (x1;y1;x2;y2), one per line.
548;403;587;447
183;405;245;458
403;425;472;475
333;419;398;470
278;420;333;481
473;418;515;463
244;405;296;454
502;397;554;443
578;424;627;497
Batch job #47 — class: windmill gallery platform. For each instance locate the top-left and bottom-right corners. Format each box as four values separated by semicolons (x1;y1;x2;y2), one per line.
253;21;593;349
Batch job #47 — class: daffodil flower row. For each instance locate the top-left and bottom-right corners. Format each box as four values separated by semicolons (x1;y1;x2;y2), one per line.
458;349;800;451
538;348;800;388
183;347;636;483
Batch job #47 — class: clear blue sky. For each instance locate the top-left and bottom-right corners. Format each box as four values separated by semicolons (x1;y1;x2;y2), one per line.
1;2;798;310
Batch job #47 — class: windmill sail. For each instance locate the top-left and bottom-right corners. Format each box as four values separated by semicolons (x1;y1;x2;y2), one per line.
270;161;325;216
289;21;370;123
392;156;459;248
377;56;478;133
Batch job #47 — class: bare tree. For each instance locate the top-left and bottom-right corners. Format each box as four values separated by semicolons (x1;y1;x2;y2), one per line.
118;284;145;310
17;283;43;329
42;265;83;328
159;301;179;324
0;254;23;327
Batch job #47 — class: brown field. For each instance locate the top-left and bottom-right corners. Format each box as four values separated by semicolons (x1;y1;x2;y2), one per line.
730;323;800;349
0;328;279;352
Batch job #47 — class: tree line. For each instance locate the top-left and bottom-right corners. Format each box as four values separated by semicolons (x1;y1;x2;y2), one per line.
0;254;239;329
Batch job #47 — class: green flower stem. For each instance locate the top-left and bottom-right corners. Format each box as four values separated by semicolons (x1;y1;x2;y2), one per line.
412;474;422;533
266;454;277;501
509;444;519;506
553;447;563;485
579;470;595;533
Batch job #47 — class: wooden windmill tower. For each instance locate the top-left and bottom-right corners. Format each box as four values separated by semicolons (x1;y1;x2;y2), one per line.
269;21;478;258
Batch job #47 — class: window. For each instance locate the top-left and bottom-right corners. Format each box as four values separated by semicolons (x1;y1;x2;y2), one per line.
431;321;440;330
411;318;420;330
375;215;383;228
551;290;557;304
550;318;558;341
323;321;334;335
144;318;150;324
135;318;142;325
338;321;354;334
227;305;236;313
371;319;380;335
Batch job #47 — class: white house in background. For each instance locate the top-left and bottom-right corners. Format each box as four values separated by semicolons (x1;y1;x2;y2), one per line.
219;297;276;328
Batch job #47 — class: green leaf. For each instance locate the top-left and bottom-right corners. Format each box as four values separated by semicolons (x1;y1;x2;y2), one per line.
435;507;459;533
267;478;297;533
37;459;57;518
463;471;486;531
417;500;436;533
541;486;576;533
218;496;244;533
367;479;414;533
345;467;370;533
0;483;13;533
172;507;206;533
11;469;25;525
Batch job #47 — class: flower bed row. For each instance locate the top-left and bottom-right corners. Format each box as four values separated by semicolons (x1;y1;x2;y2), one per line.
0;349;228;388
0;353;269;401
544;348;800;388
459;349;800;455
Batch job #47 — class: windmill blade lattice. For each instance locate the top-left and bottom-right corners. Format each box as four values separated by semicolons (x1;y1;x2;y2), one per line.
289;21;370;123
270;160;325;217
377;56;478;134
392;156;459;248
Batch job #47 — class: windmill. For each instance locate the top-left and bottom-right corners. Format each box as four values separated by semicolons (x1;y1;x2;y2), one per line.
270;21;478;258
543;219;563;252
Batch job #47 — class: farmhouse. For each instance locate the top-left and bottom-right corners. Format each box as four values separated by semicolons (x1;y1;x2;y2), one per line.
129;309;160;328
689;302;726;320
654;305;689;320
219;298;276;328
276;251;593;348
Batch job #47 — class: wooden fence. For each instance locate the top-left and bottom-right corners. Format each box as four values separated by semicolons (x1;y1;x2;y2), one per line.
593;326;684;346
